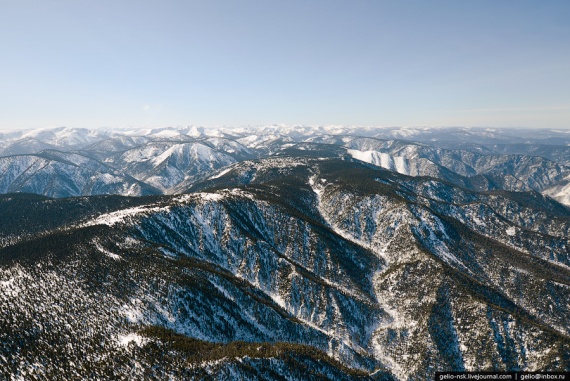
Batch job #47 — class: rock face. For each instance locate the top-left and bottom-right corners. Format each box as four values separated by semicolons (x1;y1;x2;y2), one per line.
0;126;569;380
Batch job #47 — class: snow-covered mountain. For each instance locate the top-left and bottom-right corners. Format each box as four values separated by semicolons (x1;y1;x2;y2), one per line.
1;125;569;203
1;126;569;379
0;127;112;156
101;140;242;192
0;150;160;197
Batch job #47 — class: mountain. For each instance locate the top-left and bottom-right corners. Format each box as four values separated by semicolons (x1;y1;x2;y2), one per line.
1;125;569;205
0;126;569;379
0;127;112;156
1;154;570;379
0;150;160;197
340;137;570;194
99;138;254;193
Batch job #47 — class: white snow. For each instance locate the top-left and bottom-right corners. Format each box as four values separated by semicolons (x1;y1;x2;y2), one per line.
99;173;121;185
120;299;145;323
149;130;182;138
394;156;409;174
94;241;122;261
172;192;224;204
117;333;148;347
209;167;233;179
198;192;223;201
83;205;171;227
227;188;255;199
119;145;166;163
347;149;409;175
543;180;570;206
0;267;29;297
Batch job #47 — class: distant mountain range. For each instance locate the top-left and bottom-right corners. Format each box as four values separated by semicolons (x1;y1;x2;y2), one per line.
0;126;569;380
0;126;569;204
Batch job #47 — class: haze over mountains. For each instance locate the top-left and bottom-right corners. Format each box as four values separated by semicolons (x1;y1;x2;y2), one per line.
0;126;569;380
1;126;569;205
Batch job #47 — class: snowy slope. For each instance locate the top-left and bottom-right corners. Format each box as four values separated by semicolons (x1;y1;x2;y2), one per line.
0;152;159;197
2;126;569;204
1;151;570;379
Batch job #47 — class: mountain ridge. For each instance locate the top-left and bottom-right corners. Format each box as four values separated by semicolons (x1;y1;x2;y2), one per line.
0;127;569;379
1;126;569;206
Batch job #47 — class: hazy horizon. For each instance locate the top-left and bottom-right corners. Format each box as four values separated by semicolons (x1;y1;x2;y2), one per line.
3;124;570;137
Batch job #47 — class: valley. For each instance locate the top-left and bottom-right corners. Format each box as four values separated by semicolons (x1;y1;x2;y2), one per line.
0;126;569;380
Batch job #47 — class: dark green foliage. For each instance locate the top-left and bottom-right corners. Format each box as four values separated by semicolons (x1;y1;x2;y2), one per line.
1;151;570;379
428;283;465;371
139;325;373;378
0;192;161;238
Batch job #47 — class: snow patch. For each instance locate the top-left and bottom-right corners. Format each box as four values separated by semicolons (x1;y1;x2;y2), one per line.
209;167;233;179
117;333;148;347
120;299;145;323
347;149;409;175
94;241;122;261
82;204;172;227
543;181;570;206
198;192;224;202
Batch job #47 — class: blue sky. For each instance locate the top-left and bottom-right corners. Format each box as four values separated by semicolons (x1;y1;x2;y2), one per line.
1;0;569;130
